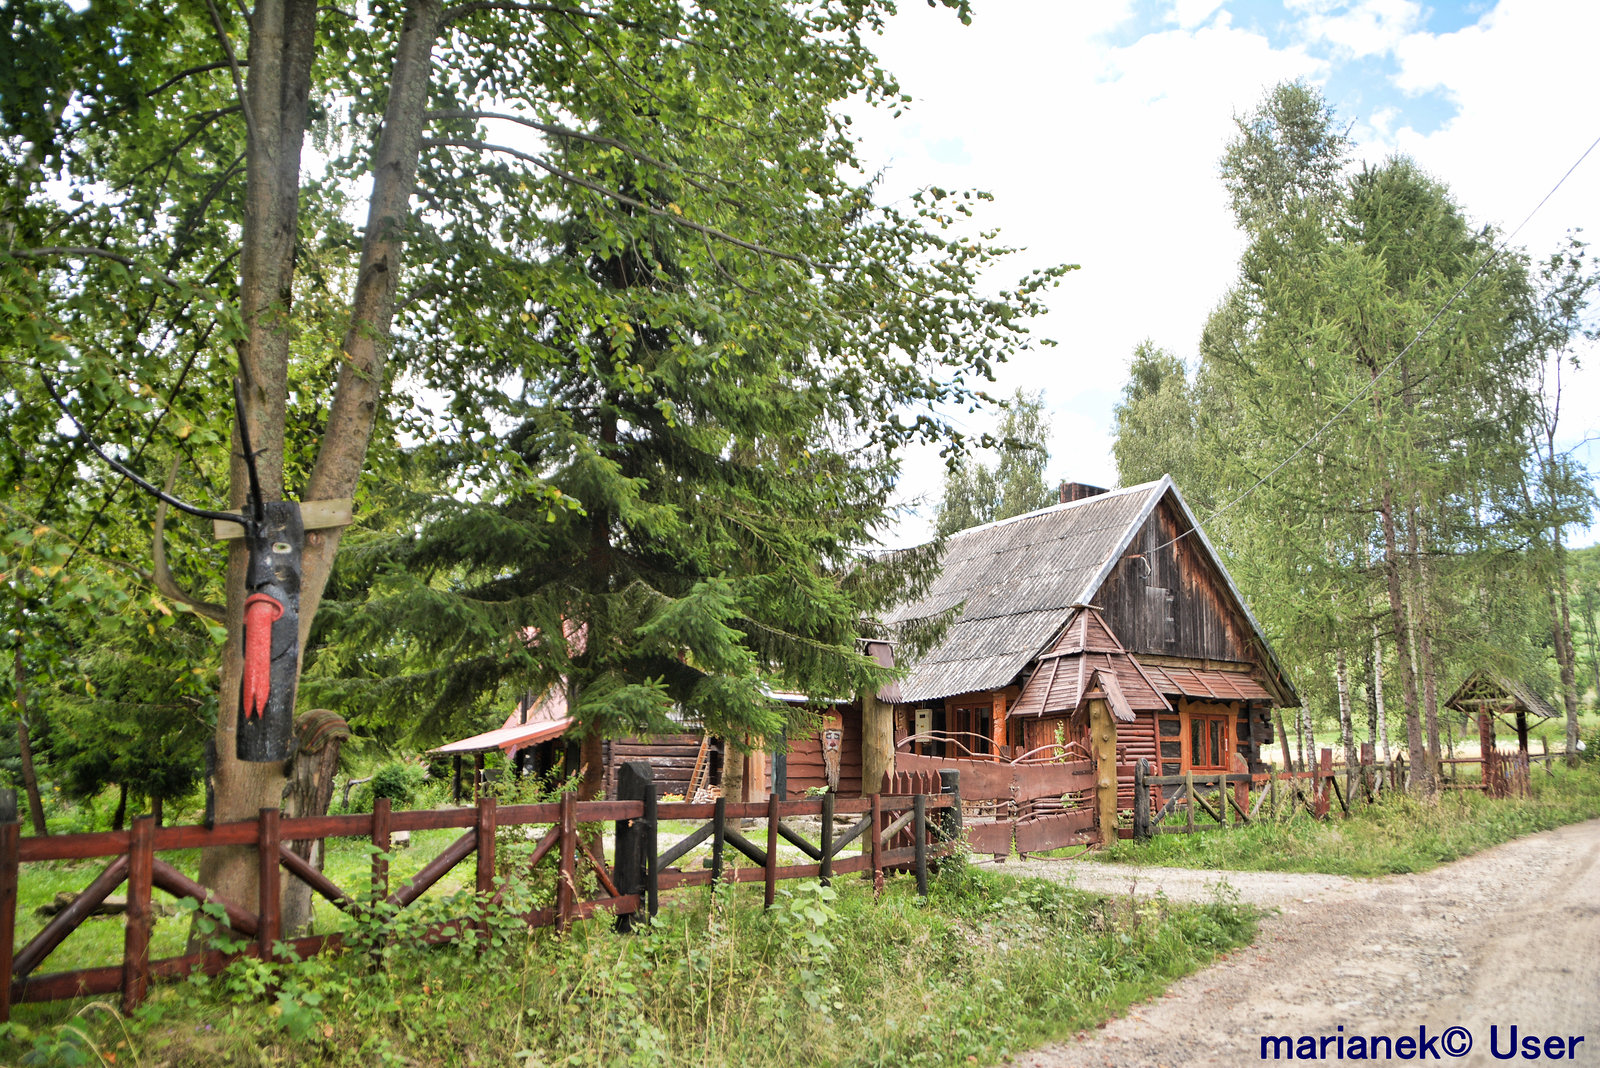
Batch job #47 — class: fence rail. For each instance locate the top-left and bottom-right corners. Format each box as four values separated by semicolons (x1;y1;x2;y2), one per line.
0;763;960;1021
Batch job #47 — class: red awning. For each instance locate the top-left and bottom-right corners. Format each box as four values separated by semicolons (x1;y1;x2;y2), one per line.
1141;665;1271;702
428;717;573;756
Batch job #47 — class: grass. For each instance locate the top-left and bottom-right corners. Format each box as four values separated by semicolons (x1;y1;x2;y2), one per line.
1092;761;1600;877
0;858;1256;1067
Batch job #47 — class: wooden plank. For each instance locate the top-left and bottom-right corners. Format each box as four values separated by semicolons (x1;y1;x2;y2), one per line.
1015;811;1095;853
214;497;351;539
819;791;834;886
775;820;823;861
869;793;883;895
122;816;155;1012
965;821;1012;856
709;797;726;890
913;794;928;897
656;822;714;871
18;830;130;863
152;821;258;850
276;812;374;839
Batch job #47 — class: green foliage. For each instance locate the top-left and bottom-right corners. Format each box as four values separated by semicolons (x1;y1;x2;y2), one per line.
2;866;1253;1067
1095;764;1600;876
348;761;428;813
934;388;1055;536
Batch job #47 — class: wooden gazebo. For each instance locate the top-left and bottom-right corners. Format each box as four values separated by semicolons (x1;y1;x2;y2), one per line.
1444;670;1558;797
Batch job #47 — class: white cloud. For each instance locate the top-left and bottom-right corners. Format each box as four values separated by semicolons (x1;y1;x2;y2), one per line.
856;0;1600;547
1169;0;1226;30
1288;0;1424;58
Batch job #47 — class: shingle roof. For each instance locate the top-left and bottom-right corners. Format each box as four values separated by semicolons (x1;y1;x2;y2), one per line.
886;475;1297;706
1010;606;1171;720
885;481;1163;704
1444;669;1560;719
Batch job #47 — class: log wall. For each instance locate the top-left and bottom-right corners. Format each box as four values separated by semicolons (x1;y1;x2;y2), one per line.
784;706;863;797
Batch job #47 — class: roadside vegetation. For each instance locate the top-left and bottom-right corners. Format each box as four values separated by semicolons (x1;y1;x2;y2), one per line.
1093;759;1600;878
0;860;1253;1067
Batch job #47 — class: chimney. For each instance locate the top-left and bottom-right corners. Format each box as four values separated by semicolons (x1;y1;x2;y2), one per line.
1058;481;1109;504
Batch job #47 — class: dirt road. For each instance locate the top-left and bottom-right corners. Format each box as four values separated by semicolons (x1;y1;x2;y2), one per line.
998;818;1600;1067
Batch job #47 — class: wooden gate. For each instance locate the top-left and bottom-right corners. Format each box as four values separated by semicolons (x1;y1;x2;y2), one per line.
894;754;1099;855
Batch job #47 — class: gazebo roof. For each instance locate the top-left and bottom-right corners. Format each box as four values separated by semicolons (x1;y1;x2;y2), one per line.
1444;669;1559;720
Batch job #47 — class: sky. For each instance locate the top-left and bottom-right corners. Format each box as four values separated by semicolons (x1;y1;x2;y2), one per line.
850;0;1600;549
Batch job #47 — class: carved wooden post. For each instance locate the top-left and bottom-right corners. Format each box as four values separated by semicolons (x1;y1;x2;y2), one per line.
1088;697;1118;845
860;688;894;799
122;815;155;1012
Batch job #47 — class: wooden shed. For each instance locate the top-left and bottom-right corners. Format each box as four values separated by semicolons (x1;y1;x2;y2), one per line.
879;476;1299;808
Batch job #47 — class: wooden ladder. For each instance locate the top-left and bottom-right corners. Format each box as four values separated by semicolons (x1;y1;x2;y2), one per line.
685;734;713;799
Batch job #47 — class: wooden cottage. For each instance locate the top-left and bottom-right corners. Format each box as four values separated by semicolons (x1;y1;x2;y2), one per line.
878;476;1299;802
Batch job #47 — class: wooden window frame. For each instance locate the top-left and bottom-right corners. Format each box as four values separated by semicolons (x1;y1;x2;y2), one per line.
1188;711;1230;772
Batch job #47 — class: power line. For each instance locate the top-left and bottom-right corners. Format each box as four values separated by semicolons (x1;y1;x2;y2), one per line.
1155;130;1600;554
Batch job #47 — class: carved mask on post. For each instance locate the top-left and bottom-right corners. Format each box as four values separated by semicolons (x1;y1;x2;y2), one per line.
235;501;304;763
822;714;843;793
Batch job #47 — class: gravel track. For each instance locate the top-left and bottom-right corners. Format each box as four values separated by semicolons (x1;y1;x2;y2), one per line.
993;818;1600;1067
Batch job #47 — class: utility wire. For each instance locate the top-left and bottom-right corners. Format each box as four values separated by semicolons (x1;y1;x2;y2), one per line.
1153;129;1600;555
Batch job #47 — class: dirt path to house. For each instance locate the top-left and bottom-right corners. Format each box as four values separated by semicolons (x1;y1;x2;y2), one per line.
994;818;1600;1067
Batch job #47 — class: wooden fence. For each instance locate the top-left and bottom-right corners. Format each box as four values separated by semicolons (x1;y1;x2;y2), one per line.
895;753;1099;855
0;763;959;1021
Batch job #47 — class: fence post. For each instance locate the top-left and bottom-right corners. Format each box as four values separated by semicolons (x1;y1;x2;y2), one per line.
371;796;392;901
764;791;780;908
1314;749;1333;818
1134;760;1151;841
257;808;281;962
913;793;928;897
614;762;652;932
709;795;726;894
0;789;19;1024
1184;772;1195;834
869;792;883;896
1218;772;1229;829
556;791;577;933
476;794;497;942
819;791;834;887
122;814;155;1013
642;769;659;918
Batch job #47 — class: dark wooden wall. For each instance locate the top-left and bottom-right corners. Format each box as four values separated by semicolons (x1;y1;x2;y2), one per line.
785;707;863;798
603;734;708;799
1097;498;1255;664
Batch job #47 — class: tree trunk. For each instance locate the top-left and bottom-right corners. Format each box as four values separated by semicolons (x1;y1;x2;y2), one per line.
1547;571;1581;766
719;737;743;802
281;711;350;936
1408;515;1441;768
12;647;47;836
112;783;127;832
1336;645;1355;799
199;0;442;906
1372;624;1390;780
1378;485;1428;792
